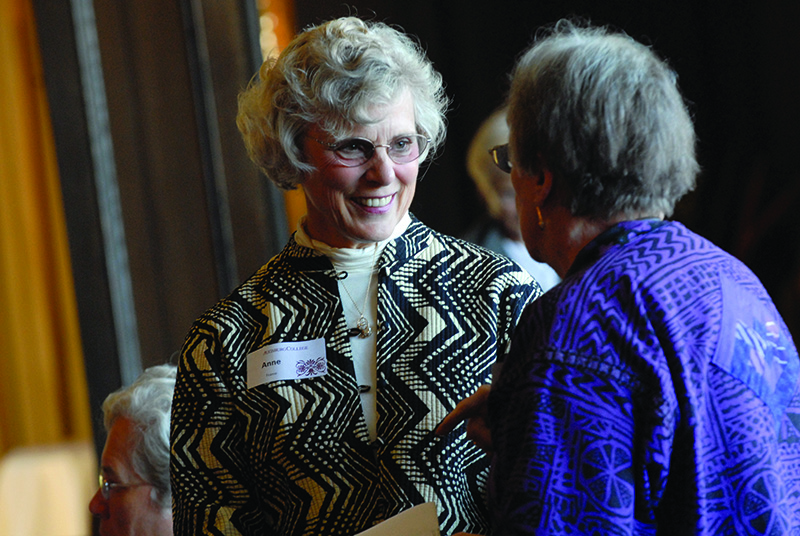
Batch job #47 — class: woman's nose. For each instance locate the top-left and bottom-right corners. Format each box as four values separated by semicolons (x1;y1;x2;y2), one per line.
364;149;395;184
89;488;109;518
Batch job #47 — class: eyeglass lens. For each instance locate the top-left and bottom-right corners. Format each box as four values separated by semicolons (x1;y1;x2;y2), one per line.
98;474;148;500
489;144;512;173
327;134;428;166
99;474;111;499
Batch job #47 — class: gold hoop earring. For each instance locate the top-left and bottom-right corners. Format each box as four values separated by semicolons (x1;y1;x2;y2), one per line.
536;206;546;230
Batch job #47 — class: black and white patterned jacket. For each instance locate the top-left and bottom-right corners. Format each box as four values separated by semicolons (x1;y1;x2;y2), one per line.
171;218;540;536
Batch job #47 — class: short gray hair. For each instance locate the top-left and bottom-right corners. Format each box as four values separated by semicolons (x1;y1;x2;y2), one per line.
102;364;176;510
237;16;449;190
508;20;699;219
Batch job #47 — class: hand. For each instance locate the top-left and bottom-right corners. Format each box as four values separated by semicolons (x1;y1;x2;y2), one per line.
435;384;493;453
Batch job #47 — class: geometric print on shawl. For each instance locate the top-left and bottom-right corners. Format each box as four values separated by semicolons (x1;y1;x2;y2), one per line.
488;220;800;535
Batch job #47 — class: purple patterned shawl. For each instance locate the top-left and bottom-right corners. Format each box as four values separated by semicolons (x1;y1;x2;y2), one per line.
489;220;800;535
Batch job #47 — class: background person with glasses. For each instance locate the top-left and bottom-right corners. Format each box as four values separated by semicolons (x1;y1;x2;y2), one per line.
90;364;175;536
462;106;560;293
171;15;540;536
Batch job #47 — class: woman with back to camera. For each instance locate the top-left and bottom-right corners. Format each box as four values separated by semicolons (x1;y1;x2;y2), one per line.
170;16;540;536
441;20;800;535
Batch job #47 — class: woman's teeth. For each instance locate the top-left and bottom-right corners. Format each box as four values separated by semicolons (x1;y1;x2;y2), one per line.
358;196;391;207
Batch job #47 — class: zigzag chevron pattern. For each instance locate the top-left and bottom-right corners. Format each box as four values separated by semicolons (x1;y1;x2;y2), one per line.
489;220;800;535
171;219;539;535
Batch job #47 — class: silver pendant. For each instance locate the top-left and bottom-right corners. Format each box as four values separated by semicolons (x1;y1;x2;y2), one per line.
356;315;371;338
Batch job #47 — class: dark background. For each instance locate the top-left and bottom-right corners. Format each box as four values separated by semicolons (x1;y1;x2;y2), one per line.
297;0;800;332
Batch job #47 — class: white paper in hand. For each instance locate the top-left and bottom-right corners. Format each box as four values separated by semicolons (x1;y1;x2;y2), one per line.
354;502;440;536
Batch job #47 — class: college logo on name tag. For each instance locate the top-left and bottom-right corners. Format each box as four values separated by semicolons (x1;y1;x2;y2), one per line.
246;338;328;389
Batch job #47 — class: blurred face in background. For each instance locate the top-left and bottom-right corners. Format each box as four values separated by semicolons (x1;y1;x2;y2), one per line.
468;108;523;242
89;417;173;536
491;169;523;241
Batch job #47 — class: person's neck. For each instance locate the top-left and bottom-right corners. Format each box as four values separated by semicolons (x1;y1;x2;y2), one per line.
547;209;663;278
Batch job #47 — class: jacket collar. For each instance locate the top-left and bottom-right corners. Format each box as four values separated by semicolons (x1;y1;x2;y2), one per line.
279;214;431;274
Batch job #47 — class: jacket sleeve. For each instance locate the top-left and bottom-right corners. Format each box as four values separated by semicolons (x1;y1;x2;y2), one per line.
171;320;266;536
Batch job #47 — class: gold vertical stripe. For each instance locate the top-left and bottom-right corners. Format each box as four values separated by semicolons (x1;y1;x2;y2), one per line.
0;0;91;453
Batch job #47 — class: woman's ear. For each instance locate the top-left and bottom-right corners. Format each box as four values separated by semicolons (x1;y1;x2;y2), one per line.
513;164;553;206
536;167;553;204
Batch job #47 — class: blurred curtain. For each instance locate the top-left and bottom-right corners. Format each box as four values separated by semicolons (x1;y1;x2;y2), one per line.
0;0;92;455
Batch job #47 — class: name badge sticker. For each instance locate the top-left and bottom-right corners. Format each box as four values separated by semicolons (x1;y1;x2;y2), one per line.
247;338;328;389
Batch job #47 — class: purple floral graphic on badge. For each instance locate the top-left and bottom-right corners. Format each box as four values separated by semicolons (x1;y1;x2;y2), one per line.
296;357;327;377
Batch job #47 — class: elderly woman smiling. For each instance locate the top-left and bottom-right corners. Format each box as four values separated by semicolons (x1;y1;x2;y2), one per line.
170;16;540;536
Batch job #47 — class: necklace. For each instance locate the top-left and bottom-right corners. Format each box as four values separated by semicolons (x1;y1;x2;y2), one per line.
339;243;379;338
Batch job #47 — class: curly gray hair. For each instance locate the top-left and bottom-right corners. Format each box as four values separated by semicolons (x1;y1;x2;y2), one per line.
102;364;176;511
508;20;699;219
237;16;448;190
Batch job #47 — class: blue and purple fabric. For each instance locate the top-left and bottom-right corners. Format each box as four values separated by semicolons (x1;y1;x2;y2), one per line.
489;219;800;535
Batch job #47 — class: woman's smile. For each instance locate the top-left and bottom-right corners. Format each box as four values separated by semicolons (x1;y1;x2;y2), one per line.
354;194;394;210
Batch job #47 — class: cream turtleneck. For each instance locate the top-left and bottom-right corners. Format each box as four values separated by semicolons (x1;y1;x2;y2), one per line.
294;214;411;441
